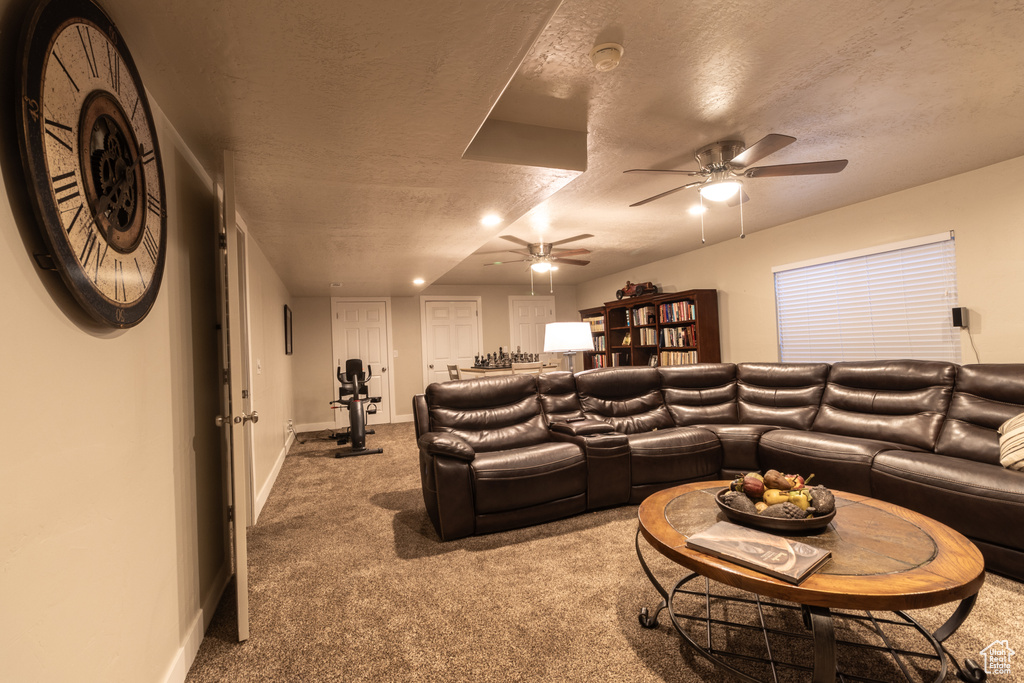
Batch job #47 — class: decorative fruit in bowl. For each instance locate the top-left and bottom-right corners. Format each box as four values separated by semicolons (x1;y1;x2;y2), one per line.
718;470;837;531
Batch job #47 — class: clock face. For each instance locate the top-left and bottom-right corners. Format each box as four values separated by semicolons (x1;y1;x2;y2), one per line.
17;0;166;328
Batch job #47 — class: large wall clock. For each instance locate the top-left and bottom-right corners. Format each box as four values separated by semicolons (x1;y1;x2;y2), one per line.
16;0;166;328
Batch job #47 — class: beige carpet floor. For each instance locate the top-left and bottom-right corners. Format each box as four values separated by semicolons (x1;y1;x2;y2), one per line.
186;422;1023;682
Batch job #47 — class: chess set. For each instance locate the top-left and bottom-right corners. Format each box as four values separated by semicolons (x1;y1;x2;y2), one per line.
473;347;540;369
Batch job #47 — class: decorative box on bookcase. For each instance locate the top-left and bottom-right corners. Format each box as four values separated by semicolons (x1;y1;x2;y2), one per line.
579;289;720;369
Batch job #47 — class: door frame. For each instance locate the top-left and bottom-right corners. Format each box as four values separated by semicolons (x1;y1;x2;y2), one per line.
419;295;483;389
331;297;396;424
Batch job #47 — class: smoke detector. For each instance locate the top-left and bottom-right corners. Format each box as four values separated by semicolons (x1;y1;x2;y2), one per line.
589;43;624;72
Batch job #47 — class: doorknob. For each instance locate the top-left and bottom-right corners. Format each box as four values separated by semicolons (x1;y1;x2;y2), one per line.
429;364;434;369
215;415;228;427
234;411;259;424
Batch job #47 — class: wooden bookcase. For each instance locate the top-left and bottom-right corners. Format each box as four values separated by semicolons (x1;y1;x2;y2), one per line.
579;289;720;368
580;306;607;370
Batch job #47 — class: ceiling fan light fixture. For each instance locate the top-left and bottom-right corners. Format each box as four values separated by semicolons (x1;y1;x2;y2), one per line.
699;179;742;202
531;261;553;273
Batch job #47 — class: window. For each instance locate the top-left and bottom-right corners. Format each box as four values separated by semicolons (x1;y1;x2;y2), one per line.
773;232;960;363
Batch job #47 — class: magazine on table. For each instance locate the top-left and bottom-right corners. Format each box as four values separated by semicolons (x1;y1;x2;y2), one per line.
685;521;832;584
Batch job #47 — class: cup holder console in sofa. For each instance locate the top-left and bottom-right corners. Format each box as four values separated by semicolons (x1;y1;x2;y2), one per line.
413;361;1024;581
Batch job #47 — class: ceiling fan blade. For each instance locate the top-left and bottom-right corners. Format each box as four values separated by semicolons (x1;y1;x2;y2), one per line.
549;248;591;257
548;233;593;247
726;190;751;207
629;180;704;207
484;259;529;266
623;168;702;175
743;159;848;178
553;258;590;266
729;134;796;168
499;235;533;247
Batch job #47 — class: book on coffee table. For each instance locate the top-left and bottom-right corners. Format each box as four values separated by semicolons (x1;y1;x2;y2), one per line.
686;521;832;584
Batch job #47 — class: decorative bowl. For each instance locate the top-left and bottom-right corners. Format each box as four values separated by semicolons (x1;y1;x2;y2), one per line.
715;488;836;533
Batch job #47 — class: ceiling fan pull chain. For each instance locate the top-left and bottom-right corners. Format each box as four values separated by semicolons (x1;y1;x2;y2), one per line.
549;268;553;293
739;185;746;239
700;194;706;244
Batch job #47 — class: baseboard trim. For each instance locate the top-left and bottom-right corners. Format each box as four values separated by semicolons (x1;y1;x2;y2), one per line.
295;420;336;433
162;561;232;683
254;431;292;523
392;413;414;423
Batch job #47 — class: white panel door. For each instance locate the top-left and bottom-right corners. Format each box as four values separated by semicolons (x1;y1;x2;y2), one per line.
509;295;555;354
214;151;250;641
424;300;480;384
331;300;391;425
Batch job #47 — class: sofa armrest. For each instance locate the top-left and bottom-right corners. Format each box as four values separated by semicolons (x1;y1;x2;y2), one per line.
549;418;616;437
418;432;476;462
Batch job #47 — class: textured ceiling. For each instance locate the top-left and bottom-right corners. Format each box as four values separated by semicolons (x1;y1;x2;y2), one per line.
101;0;1024;295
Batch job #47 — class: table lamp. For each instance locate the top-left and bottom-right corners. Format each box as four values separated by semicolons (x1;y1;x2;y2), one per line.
543;322;594;374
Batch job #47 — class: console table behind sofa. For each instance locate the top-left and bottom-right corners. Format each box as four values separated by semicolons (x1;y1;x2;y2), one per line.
413;361;1024;581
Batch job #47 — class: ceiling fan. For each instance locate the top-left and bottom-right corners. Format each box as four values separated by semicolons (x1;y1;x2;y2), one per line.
624;134;848;207
482;234;593;271
482;234;592;294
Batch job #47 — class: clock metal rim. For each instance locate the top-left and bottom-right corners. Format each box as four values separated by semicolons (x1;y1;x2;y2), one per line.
16;0;167;329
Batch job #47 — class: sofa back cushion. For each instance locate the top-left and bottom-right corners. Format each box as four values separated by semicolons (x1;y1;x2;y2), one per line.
425;375;547;452
538;371;585;421
659;364;738;425
737;362;829;429
935;364;1024;464
811;360;955;450
575;366;673;433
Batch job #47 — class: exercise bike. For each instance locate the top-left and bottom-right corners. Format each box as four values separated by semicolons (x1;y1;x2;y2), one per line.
329;358;384;458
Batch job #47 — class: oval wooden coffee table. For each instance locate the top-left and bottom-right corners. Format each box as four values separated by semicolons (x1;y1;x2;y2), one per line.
636;481;986;683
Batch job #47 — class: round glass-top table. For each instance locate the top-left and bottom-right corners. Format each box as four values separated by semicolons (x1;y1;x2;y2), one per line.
636;481;986;682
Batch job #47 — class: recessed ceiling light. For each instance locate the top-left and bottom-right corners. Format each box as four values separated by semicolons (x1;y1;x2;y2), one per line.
413;278;425;285
688;205;708;215
480;213;502;227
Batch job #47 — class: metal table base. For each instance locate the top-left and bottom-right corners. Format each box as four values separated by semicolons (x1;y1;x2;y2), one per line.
636;529;985;683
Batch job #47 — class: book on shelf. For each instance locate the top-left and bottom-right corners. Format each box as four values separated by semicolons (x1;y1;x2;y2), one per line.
685;521;832;584
660;350;698;365
659;300;697;323
631;305;657;326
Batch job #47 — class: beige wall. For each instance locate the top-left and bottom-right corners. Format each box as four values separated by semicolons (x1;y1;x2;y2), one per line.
243;239;295;510
0;7;297;675
578;155;1024;364
0;96;226;681
291;297;334;428
292;284;580;426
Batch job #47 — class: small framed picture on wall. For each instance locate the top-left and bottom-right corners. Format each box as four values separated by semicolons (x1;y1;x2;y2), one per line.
284;305;293;355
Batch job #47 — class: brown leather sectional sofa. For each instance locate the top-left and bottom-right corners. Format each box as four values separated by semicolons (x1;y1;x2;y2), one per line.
413;361;1024;581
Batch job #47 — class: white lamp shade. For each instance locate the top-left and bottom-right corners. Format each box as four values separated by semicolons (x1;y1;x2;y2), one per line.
543;322;594;353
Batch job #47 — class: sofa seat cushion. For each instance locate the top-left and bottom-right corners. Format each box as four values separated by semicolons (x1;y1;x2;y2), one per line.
471;442;586;514
871;450;1024;553
758;430;920;495
696;423;783;474
627;427;722;486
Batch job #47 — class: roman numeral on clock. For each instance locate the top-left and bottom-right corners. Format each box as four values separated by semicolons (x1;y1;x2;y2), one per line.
77;26;99;79
106;43;120;94
142;227;159;263
44;119;74;152
52;171;80;204
111;258;126;301
79;227;99;267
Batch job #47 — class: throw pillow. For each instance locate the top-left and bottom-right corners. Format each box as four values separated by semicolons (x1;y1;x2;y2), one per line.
998;412;1024;471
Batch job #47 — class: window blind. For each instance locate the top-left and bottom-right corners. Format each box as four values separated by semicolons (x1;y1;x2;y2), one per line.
774;234;960;363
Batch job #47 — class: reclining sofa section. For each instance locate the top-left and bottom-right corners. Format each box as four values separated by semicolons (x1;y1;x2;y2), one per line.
413;361;1024;581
